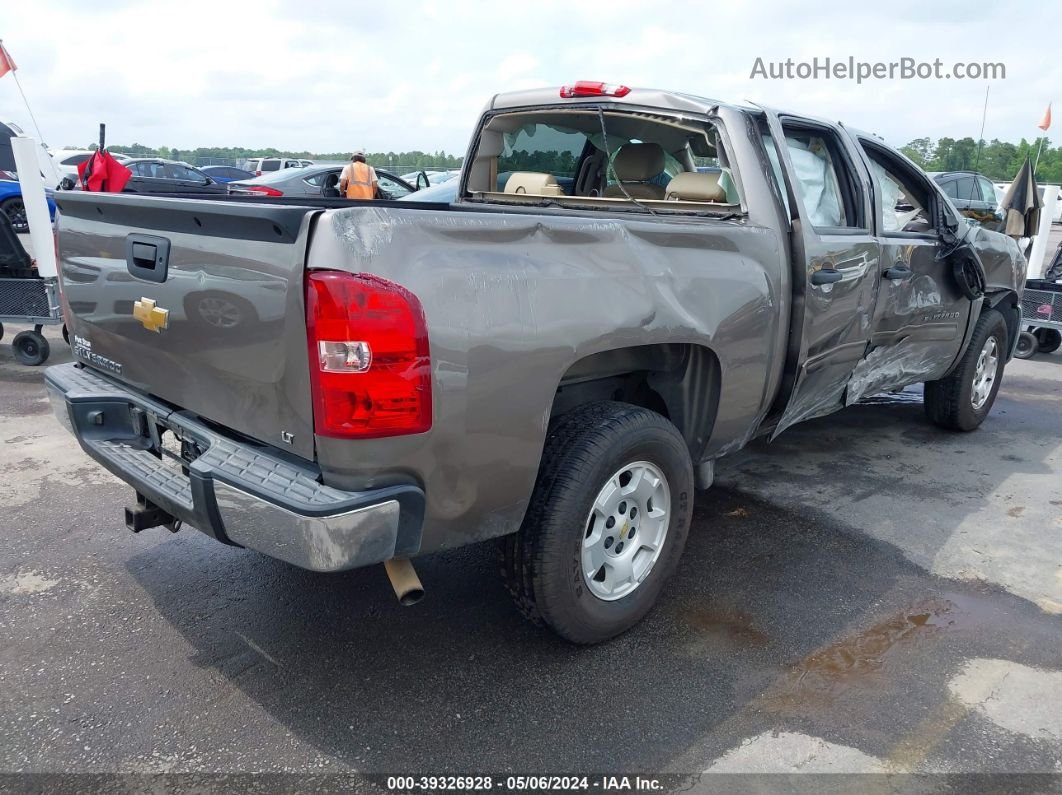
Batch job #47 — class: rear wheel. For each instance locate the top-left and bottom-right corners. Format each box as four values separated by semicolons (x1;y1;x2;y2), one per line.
1014;331;1037;360
12;330;50;366
1034;328;1061;354
924;309;1008;431
500;401;693;644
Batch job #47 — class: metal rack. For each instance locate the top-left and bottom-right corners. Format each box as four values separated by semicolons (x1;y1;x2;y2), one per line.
0;276;64;365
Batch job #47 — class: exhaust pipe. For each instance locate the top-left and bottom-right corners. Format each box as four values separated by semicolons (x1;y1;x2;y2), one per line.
383;558;424;606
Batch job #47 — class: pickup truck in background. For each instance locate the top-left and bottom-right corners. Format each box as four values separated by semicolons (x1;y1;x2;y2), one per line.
46;82;1026;644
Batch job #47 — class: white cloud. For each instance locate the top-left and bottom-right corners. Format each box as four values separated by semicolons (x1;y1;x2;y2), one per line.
1;0;1058;155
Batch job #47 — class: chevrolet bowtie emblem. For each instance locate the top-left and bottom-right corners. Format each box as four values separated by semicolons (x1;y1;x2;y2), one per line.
133;297;169;333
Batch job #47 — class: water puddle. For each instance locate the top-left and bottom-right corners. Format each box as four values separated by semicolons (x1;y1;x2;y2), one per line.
761;597;958;715
680;605;770;650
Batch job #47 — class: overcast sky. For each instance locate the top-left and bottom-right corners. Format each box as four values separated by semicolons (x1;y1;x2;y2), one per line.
3;0;1059;156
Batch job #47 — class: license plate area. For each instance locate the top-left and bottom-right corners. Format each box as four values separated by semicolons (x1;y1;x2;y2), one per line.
128;406;205;474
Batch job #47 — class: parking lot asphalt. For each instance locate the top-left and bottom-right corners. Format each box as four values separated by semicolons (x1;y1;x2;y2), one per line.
1;324;1060;782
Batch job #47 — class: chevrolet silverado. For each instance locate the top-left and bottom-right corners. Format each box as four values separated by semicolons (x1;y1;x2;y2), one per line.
46;82;1026;643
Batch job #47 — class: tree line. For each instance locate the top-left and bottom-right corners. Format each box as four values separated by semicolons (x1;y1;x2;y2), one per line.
899;136;1061;183
80;143;464;170
77;136;1062;184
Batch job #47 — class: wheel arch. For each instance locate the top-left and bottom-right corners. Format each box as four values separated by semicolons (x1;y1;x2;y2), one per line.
549;342;722;464
984;289;1021;360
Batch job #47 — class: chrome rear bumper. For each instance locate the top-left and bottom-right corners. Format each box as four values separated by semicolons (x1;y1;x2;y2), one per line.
45;362;424;572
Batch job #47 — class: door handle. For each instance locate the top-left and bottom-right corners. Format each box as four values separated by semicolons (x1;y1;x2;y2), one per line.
883;264;914;281
125;234;171;283
811;268;843;285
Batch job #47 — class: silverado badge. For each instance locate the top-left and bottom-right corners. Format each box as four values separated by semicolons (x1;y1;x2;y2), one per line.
133;297;169;333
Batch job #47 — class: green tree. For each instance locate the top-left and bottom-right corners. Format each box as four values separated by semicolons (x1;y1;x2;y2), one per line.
900;137;932;167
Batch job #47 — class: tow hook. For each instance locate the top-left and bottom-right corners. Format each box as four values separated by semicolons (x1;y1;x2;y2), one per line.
125;492;181;534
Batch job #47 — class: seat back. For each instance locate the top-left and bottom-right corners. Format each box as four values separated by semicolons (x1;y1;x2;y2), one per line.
504;172;564;196
602;143;666;200
665;172;728;203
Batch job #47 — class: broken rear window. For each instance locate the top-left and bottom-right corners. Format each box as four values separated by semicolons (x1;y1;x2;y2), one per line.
465;109;742;215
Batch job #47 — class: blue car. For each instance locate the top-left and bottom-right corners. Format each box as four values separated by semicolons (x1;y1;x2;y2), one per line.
0;176;58;234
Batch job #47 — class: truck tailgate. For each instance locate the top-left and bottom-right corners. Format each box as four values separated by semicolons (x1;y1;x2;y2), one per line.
56;193;317;461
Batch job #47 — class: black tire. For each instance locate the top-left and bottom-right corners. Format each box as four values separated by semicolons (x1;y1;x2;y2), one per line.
0;197;28;233
1014;331;1037;360
924;309;1008;431
1034;328;1061;354
500;401;693;644
62;324;69;345
12;330;50;366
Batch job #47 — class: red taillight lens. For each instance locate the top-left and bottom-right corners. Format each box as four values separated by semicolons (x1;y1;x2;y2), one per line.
255;170;263;176
306;271;431;438
559;81;631;99
246;185;283;196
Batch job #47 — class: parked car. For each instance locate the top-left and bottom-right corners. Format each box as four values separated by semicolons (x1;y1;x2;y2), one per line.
228;164;416;199
406;178;461;202
243;157;307;177
121;159;228;195
50;149;130;183
930;171;1003;230
401;170;459;186
199;165;255;184
0;177;57;233
49;82;1025;644
1038;185;1062;223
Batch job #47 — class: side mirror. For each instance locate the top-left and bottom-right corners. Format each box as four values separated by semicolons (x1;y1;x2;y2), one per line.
59;176;76;191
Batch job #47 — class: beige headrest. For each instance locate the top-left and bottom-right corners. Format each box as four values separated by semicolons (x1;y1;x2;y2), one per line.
504;172;563;195
612;143;665;182
665;171;727;203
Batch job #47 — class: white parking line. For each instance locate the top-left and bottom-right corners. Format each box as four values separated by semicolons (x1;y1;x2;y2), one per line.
704;731;887;773
948;658;1062;742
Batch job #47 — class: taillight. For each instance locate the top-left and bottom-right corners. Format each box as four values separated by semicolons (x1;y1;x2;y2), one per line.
559;81;631;98
306;271;431;438
246;185;283;196
255;170;262;176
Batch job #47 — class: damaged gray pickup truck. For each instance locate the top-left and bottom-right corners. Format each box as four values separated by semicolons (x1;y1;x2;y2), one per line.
47;82;1026;643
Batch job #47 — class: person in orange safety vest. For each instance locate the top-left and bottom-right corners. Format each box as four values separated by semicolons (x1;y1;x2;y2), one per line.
339;150;379;200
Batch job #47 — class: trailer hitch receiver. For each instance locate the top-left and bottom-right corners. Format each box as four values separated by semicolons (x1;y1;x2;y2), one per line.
125;492;181;534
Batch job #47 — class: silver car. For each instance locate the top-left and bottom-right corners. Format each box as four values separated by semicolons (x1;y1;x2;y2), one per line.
228;164;416;199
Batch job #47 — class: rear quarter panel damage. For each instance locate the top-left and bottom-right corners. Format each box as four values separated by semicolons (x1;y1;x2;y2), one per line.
307;206;787;553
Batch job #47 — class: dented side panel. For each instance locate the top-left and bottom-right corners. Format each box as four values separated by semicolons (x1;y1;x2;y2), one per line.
307;206;787;553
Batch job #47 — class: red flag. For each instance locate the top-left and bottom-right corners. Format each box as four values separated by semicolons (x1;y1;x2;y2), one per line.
0;42;16;80
1038;103;1052;131
76;150;132;193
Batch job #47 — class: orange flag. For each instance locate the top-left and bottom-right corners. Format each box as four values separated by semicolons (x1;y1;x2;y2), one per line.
0;42;16;80
1039;102;1052;131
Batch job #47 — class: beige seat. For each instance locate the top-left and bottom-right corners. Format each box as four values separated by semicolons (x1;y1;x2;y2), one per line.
665;171;728;203
504;172;564;196
602;143;666;200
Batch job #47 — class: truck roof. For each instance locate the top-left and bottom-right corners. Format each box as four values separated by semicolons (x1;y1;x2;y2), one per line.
484;84;854;140
486;85;740;117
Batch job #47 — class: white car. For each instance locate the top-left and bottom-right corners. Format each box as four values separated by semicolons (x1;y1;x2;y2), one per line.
50;149;130;182
242;157;307;177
